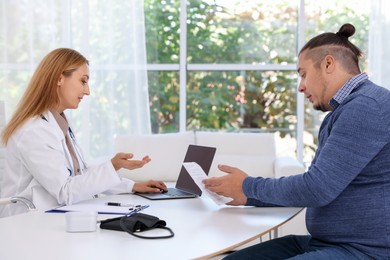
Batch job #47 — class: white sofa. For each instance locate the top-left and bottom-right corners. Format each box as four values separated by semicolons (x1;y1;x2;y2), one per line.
115;131;308;237
115;131;304;181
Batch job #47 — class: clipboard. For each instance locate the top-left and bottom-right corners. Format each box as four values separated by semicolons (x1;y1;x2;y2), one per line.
46;201;135;215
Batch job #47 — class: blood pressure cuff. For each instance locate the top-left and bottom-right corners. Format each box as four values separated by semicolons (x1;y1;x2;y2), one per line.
100;213;174;239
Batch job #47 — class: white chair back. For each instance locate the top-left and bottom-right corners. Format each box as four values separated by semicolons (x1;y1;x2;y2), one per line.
0;100;6;214
0;101;36;215
0;100;5;190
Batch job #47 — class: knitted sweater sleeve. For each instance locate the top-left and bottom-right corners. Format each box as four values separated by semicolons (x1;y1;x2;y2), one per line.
243;94;389;207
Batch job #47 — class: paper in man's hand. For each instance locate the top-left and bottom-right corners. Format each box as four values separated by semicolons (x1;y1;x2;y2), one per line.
183;162;232;205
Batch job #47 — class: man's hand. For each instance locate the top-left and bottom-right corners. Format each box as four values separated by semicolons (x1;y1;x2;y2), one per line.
203;164;248;205
111;152;151;171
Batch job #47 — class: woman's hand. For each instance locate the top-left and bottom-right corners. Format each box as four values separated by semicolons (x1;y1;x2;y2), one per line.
132;180;168;193
111;152;151;171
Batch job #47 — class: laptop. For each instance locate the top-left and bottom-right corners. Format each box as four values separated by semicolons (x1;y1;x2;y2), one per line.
135;144;216;200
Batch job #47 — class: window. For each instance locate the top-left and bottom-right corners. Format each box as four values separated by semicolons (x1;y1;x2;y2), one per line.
144;0;369;163
0;0;370;164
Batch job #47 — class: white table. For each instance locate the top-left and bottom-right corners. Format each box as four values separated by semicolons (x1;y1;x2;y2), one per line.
0;194;302;260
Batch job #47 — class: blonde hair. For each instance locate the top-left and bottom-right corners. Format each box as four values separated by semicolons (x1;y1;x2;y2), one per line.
1;48;89;145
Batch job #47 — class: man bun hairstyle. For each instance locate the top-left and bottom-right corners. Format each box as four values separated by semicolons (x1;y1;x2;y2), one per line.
335;23;363;58
299;23;363;74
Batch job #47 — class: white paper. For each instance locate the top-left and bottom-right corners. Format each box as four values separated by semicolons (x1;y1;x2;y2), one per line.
183;162;232;205
47;201;137;215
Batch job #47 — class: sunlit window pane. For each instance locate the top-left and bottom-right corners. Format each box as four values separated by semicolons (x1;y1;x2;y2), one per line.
187;71;297;135
300;0;370;164
187;0;298;64
148;71;180;133
144;0;180;64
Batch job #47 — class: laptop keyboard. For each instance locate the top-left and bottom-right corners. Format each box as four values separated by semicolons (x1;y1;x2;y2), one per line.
166;188;192;197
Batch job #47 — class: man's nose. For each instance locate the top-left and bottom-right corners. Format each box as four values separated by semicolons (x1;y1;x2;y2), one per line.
298;81;305;93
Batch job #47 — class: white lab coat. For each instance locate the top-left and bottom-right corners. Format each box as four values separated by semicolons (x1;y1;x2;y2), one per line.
0;111;134;217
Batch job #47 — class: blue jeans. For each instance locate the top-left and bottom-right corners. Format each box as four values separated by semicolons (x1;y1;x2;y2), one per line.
223;235;386;260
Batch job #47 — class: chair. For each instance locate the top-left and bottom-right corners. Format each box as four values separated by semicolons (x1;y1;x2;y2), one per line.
0;100;36;215
0;100;6;194
0;197;36;211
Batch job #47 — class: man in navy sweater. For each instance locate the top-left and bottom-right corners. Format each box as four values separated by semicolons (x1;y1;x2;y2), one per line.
204;23;390;259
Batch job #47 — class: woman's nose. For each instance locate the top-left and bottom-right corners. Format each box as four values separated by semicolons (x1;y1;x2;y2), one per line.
84;85;90;95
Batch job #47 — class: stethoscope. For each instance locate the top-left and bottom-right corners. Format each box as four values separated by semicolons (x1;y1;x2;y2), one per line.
41;114;88;174
68;127;88;172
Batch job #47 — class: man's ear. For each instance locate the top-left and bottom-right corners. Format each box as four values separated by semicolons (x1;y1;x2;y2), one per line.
324;55;335;73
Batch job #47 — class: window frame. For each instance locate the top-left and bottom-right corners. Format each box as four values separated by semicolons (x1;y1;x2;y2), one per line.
147;0;305;162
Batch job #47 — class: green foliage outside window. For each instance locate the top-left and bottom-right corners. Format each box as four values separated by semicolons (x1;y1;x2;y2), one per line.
186;70;297;137
145;0;299;135
144;0;369;151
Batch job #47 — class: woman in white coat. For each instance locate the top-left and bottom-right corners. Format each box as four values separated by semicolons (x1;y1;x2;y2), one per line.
0;48;167;217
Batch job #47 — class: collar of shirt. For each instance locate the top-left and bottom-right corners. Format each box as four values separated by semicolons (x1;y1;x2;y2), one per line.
328;73;368;110
49;109;69;137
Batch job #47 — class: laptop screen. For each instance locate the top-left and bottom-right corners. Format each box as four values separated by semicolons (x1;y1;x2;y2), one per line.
175;144;216;196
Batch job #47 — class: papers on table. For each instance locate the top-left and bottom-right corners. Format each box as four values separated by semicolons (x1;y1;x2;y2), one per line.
47;201;134;215
183;162;232;205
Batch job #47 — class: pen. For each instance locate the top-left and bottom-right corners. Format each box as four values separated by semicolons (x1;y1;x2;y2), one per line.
127;205;150;216
106;202;138;207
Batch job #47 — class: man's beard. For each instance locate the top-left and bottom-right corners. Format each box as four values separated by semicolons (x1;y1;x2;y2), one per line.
313;103;328;112
313;83;330;112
